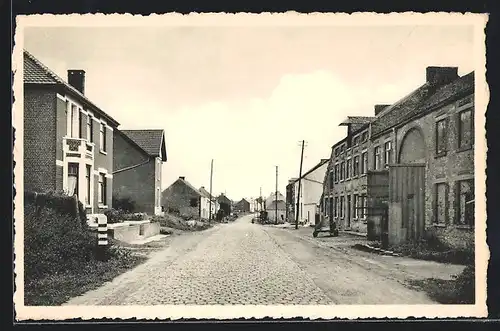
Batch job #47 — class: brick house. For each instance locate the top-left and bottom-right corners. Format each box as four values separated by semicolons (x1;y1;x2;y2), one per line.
322;66;475;249
234;198;251;213
288;159;329;225
112;129;167;215
161;177;206;219
23;50;118;216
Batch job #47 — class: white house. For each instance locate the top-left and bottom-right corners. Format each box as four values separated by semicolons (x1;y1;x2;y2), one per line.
265;191;286;223
199;186;218;220
292;159;329;225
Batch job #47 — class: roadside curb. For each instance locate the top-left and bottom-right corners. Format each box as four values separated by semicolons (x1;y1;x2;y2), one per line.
340;230;367;238
352;243;402;257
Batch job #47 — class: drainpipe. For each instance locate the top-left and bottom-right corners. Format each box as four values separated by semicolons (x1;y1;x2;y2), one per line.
113;158;151;175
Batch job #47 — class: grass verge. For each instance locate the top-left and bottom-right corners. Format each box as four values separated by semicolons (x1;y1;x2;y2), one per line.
25;249;146;306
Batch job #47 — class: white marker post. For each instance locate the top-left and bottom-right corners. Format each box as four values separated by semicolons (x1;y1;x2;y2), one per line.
96;216;108;261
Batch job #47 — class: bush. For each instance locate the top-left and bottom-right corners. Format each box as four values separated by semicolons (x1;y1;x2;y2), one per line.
121;213;147;221
104;208;125;224
112;196;136;213
454;265;475;303
24;201;96;279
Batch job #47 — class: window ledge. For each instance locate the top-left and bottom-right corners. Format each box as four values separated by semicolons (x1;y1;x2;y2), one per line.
457;145;473;153
98;204;108;209
455;225;474;230
100;150;108;155
432;223;447;228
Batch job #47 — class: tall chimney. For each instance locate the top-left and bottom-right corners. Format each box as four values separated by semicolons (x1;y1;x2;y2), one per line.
68;70;86;94
374;104;391;116
426;66;459;87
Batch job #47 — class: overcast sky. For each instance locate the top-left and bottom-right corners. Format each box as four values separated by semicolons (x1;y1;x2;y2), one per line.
24;25;474;201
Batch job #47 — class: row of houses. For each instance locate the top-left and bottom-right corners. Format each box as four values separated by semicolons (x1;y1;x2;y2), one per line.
286;66;475;250
23;50;167;221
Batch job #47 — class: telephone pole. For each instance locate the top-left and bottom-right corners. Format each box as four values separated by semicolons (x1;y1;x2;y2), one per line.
209;159;213;222
275;166;278;225
295;140;305;230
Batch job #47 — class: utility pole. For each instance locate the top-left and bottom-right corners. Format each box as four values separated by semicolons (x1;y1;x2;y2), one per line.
275;166;278;225
295;140;305;230
259;186;262;212
209;159;213;222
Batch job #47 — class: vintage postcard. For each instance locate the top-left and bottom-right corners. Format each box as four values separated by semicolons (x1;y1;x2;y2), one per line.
13;12;489;321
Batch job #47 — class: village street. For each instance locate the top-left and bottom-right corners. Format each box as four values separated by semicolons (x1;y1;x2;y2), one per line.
65;214;464;306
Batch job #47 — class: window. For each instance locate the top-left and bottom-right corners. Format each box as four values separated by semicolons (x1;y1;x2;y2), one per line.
435;183;448;225
353;194;359;218
384;141;392;166
85;165;91;205
459;108;473;149
346;159;352;179
334;197;339;218
100;123;107;152
362;196;367;219
334;164;339;183
78;112;83;138
86;116;93;143
456;179;474;227
436;119;447;155
334;148;340;157
340;162;345;181
67;163;79;196
98;173;107;205
190;197;199;207
70;104;78;137
329;170;334;189
361;131;368;142
353;155;360;176
340;196;345;219
353;136;360;146
361;151;368;174
374;146;382;170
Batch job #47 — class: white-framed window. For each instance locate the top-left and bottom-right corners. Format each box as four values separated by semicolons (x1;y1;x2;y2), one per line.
353;194;359;218
340;196;345;219
458;108;474;149
86;115;93;143
68;163;79;196
99;122;107;152
334;197;339;218
361;151;368;174
353;155;360;176
346;158;352;179
98;173;107;204
456;179;474;227
340;162;345;181
384;141;392;166
374;146;382;170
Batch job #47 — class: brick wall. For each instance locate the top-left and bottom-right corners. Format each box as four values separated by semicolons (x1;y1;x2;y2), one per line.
113;130;155;213
395;93;475;249
24;88;57;193
162;180;201;218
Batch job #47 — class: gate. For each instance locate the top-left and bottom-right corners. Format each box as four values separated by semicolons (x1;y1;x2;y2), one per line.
388;163;426;245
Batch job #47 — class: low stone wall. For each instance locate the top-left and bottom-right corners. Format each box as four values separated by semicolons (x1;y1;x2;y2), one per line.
140;222;161;238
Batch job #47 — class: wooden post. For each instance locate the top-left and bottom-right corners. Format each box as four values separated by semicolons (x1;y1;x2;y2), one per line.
209;159;213;222
275;166;278;225
96;216;108;261
295;140;305;230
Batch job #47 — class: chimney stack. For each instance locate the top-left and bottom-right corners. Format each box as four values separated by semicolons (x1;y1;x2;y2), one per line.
374;104;391;116
68;70;86;95
426;66;459;87
179;176;185;180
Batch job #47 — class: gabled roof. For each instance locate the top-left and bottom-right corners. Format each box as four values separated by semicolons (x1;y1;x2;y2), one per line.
371;71;474;138
289;159;329;184
218;194;232;204
236;198;250;206
121;129;167;162
199;187;216;200
23;49;120;127
165;177;202;197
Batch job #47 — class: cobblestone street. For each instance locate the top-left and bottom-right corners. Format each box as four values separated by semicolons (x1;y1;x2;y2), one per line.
65;214;463;305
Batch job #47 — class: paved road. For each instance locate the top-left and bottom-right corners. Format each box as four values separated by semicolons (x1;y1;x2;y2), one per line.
65;214;449;305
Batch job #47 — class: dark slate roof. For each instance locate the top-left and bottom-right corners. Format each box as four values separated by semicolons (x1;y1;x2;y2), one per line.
199;187;216;200
23;49;120;127
371;72;474;137
121;129;167;162
339;116;376;126
176;178;202;196
218;194;232;204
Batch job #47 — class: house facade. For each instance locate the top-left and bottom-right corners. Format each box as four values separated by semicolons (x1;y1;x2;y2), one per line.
321;66;475;249
162;176;206;219
112;129;167;215
217;194;232;217
23;50;118;216
289;159;329;225
266;192;286;222
199;186;218;220
285;178;297;222
234;199;251;213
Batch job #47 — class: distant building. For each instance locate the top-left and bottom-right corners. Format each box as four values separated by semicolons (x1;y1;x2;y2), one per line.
234;198;251;213
217;193;232;217
161;176;206;219
265;191;286;222
113;129;167;215
288;159;329;225
199;186;219;219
